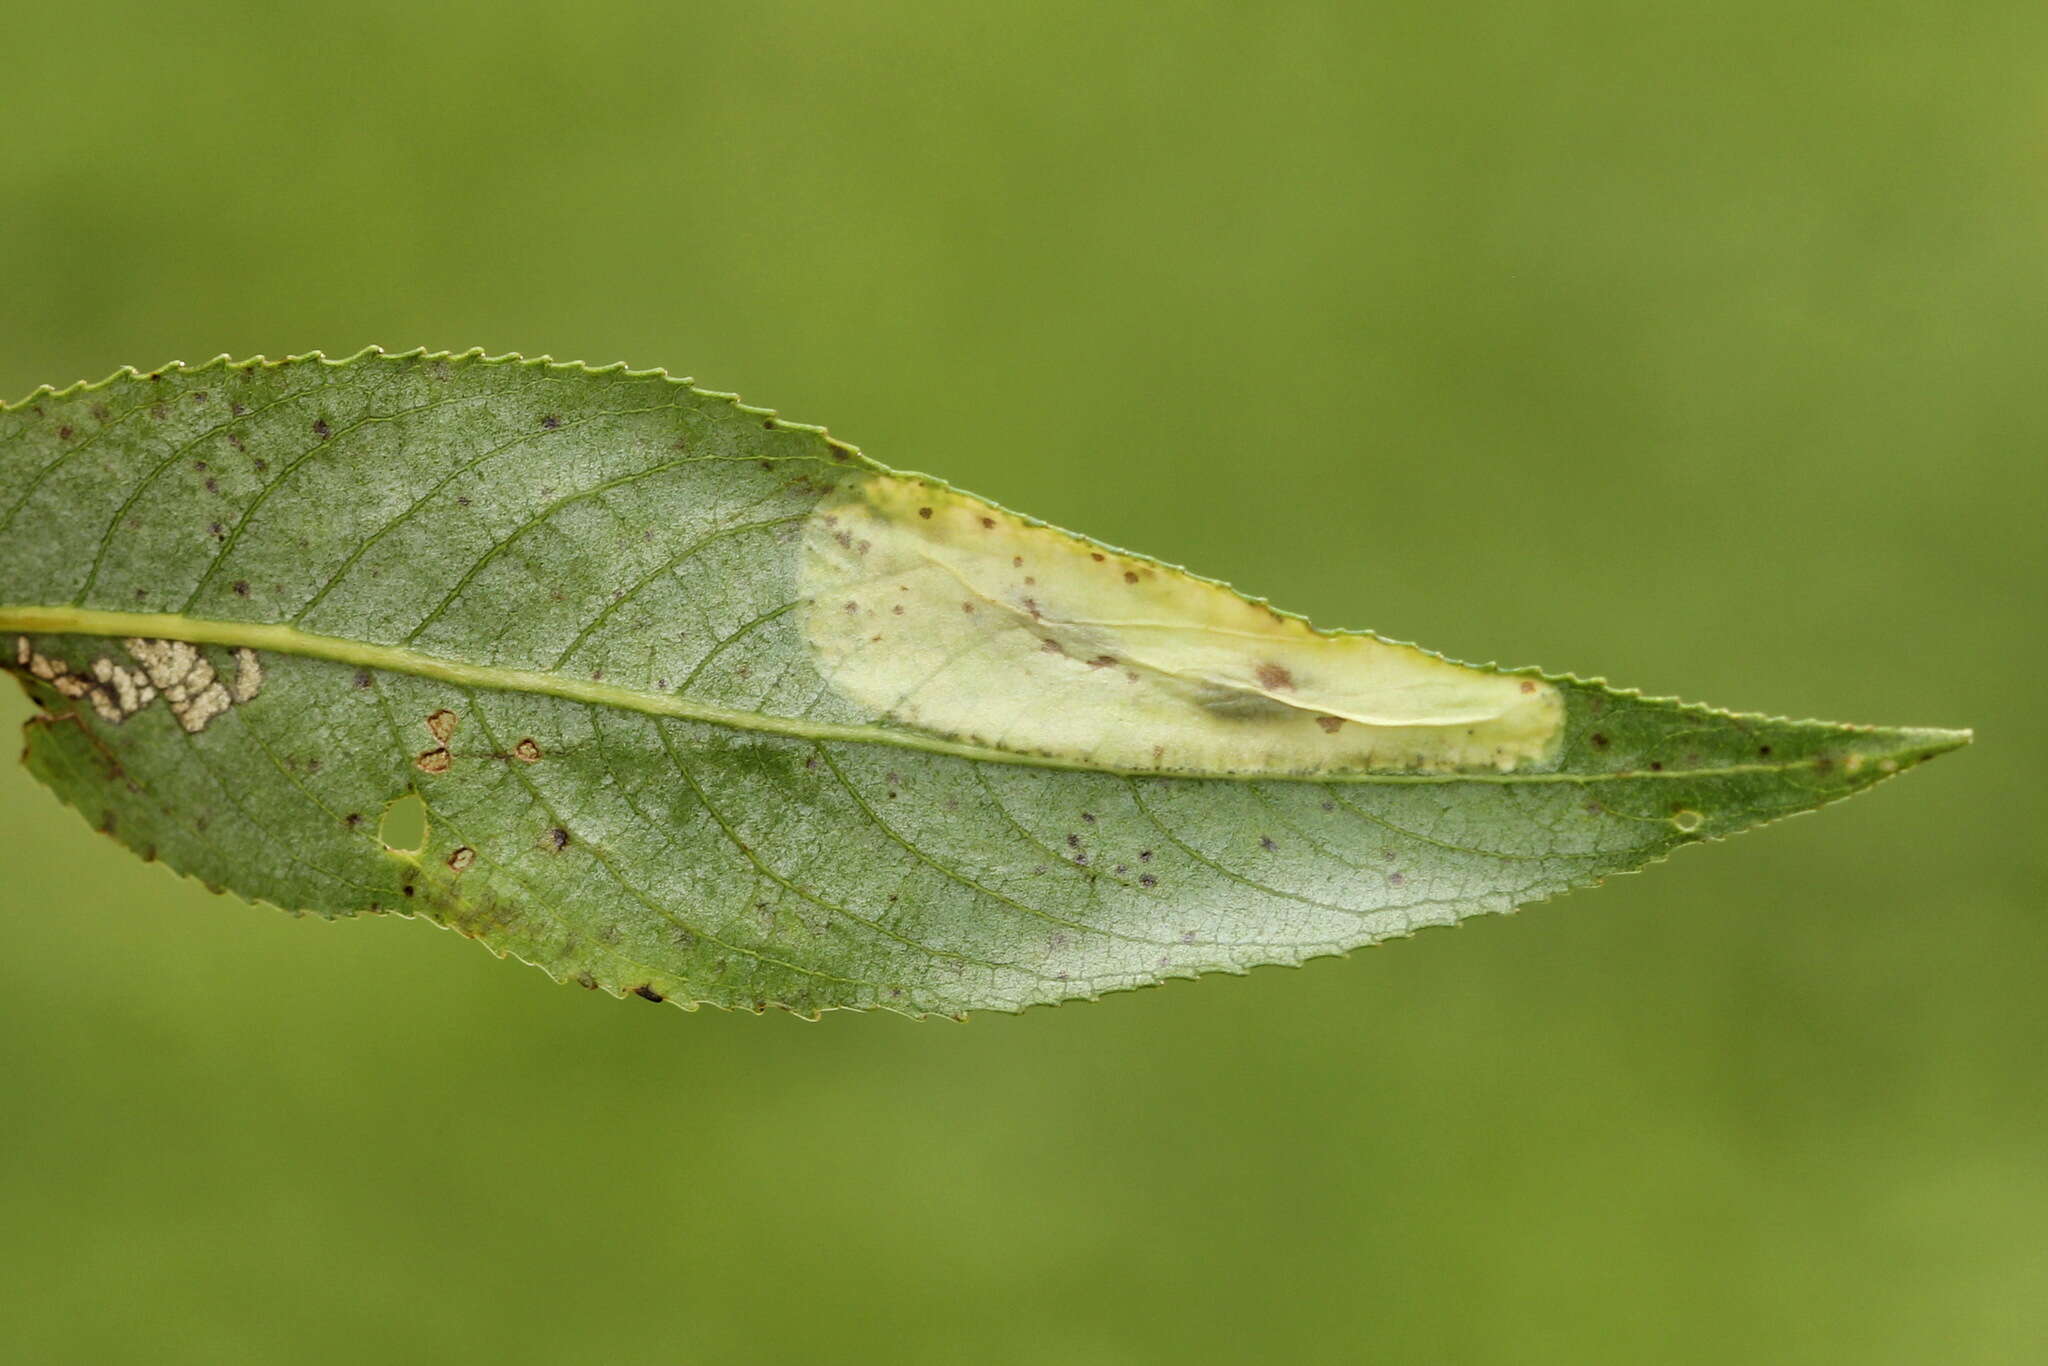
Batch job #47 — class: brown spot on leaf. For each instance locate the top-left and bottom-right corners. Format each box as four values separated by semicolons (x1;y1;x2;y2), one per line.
312;418;331;439
512;738;543;763
1255;663;1295;692
426;709;459;744
918;506;933;519
447;846;477;872
633;984;665;1002
544;827;570;851
1316;715;1343;734
415;747;452;775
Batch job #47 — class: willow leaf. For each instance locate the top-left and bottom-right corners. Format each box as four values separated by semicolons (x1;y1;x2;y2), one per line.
0;351;1967;1016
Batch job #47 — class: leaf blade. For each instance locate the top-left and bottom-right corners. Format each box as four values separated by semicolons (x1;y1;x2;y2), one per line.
0;350;1968;1015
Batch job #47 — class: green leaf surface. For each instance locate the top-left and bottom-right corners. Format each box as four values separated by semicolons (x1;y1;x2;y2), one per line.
0;350;1968;1016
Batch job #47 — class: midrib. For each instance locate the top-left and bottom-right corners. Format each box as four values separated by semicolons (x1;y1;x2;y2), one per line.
0;604;1874;785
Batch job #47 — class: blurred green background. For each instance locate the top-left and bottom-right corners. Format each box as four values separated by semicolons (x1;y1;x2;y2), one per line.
1;1;2040;1361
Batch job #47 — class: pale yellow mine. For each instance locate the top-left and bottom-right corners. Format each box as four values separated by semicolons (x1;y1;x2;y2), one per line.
799;474;1565;777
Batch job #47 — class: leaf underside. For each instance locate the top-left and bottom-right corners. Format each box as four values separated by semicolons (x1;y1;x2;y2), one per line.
0;350;1967;1017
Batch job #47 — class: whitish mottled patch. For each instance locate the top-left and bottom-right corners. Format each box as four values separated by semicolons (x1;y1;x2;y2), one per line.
798;477;1565;776
13;635;264;731
125;638;235;732
229;648;263;703
19;639;158;724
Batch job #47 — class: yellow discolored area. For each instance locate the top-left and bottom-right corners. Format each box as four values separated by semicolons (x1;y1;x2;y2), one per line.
798;475;1565;776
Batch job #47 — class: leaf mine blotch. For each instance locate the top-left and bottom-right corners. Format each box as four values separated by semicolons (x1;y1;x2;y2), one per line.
800;475;1565;776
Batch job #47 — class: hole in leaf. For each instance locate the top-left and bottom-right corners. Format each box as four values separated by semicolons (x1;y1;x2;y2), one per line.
379;792;428;855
